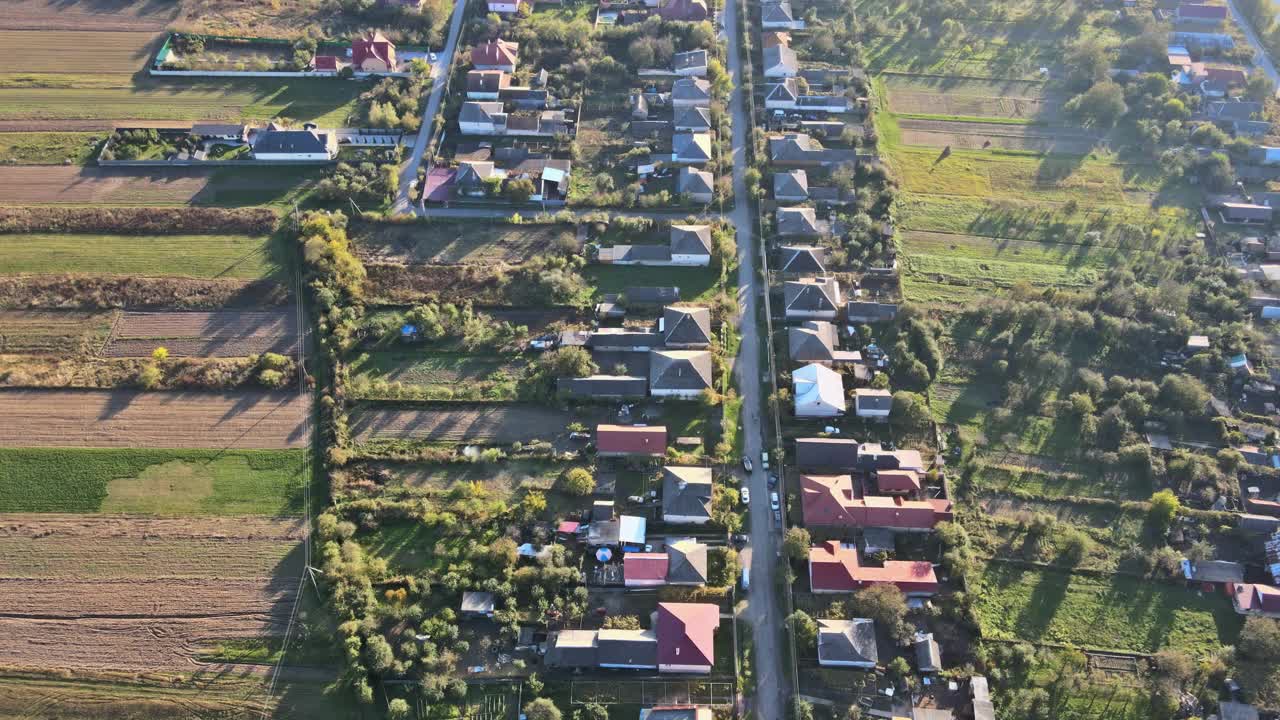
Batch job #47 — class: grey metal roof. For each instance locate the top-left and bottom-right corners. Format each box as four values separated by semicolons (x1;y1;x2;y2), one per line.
546;630;598;667
914;633;942;671
674;105;712;130
795;438;859;469
662;466;713;519
665;538;708;583
777;207;820;235
761;0;794;22
678;167;714;195
663;306;712;346
649;350;713;391
459;101;504;124
673;49;708;71
673;132;712;161
625;286;680;305
764;45;798;74
779;245;824;273
597;629;658;667
855;388;893;411
817;618;878;665
846;300;898;321
670;224;712;255
784;279;839;312
789;321;836;362
461;591;495;613
767;78;798;103
253;129;330;154
559;375;648;398
672;77;711;102
774;170;808;199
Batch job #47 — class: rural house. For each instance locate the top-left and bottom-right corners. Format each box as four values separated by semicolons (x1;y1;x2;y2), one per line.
466;70;510;99
649;349;713;399
774;169;809;202
846;301;898;323
779;245;825;274
761;0;804;28
658;0;709;21
801;474;953;531
856;443;925;472
352;31;397;73
777;207;823;236
783;278;841;319
597;424;667;457
640;708;711;720
597;224;711;266
854;388;892;419
251;125;337;161
662;306;712;348
795;438;859;471
661;466;713;523
789;321;861;365
672;78;712;108
816;618;877;668
460;591;496;617
793;362;846;417
473;39;519;72
656;602;719;673
559;375;648;399
763;45;799;78
809;541;939;594
672;132;713;165
766;78;799;110
588;327;662;352
672;49;708;76
624;538;709;586
677;167;715;203
1177;2;1228;25
1232;583;1280;618
770;133;859;168
674;106;712;132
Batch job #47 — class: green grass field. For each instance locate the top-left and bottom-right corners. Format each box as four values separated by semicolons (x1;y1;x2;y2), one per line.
972;460;1152;501
973;562;1242;656
351;351;525;386
0;233;282;278
0;131;101;164
0;76;363;126
584;265;723;302
902;230;1111;289
0;448;305;515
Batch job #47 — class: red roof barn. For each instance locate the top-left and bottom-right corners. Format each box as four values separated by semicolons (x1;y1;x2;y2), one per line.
313;55;340;71
656;602;718;672
624;553;669;586
597;424;667;457
809;541;939;595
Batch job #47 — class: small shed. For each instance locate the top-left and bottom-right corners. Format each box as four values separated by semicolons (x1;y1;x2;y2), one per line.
461;591;496;617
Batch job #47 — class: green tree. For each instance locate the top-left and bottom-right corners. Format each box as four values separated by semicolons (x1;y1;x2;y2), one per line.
364;635;395;673
783;526;811;562
506;177;537;203
388;698;411;719
1064;81;1127;127
138;363;162;389
1159;374;1210;414
1247;68;1275;102
525;698;562;720
790;698;814;720
561;467;596;496
891;391;931;430
1148;489;1181;530
787;610;818;648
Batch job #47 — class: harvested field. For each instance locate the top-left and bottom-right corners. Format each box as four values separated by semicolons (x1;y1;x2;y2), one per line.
0;514;302;672
104;309;299;358
350;403;575;445
0;166;211;205
0;165;318;206
0;30;160;74
0;233;279;279
352;220;576;265
0;310;114;355
0;131;101;165
366;262;512;304
0;0;177;31
898;118;1100;154
0;275;288;310
0;389;308;449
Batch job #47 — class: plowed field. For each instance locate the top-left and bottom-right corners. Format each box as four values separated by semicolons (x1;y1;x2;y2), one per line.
0;514;302;672
0;389;308;448
0;166;211;205
104;309;299;358
351;404;574;445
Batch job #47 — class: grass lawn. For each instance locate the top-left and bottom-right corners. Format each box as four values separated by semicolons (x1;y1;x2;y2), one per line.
0;131;101;165
0;76;364;126
972;562;1243;656
0;233;282;279
351;351;525;387
0;448;305;515
351;219;573;265
902;230;1111;289
584;265;723;302
973;460;1152;501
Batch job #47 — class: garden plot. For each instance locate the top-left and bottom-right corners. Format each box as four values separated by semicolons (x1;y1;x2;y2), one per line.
898;118;1100;154
350;403;577;445
0;389;308;449
900;230;1112;288
352;220;576;265
0;514;302;672
884;76;1066;121
104;309;299;358
0;310;114;355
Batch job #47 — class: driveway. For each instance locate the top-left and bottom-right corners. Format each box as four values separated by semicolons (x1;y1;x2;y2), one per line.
392;0;471;214
723;0;786;716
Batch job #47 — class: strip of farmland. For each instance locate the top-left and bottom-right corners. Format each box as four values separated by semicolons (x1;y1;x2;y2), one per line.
103;309;299;358
0;389;308;449
350;404;576;445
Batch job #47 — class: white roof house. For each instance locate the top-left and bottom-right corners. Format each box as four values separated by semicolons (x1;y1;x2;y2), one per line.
793;362;846;417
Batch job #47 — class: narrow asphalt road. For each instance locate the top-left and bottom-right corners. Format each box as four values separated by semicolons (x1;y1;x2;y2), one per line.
1225;0;1280;87
421;206;699;219
723;0;786;716
393;0;470;214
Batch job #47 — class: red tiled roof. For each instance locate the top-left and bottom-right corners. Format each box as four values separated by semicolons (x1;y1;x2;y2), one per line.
625;552;669;582
353;31;396;68
800;474;951;529
1179;3;1228;19
876;470;921;493
597;424;667;455
1205;66;1247;84
1248;498;1280;517
809;541;939;593
473;39;519;67
762;31;790;49
1235;582;1280;613
557;520;581;534
314;55;339;71
657;602;718;666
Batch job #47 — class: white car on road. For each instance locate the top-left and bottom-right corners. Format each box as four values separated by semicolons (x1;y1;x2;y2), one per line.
741;487;751;506
769;491;779;511
742;457;752;472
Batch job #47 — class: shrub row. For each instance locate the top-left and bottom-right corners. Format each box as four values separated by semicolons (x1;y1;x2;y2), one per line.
0;207;278;235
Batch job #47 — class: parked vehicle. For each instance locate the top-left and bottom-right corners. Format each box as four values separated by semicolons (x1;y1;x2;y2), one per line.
742;457;753;472
769;474;778;487
741;487;751;506
769;491;779;511
741;566;750;591
761;451;770;470
732;533;749;548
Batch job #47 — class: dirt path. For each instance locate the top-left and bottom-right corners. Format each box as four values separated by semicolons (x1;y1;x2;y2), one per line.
0;389;308;448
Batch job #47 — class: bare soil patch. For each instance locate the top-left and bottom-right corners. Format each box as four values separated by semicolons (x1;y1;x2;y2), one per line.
0;276;287;310
350;403;575;445
366;263;511;304
898;118;1099;154
0;166;212;205
0;0;177;31
0;389;308;448
104;309;299;358
0;514;301;672
353;221;576;265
